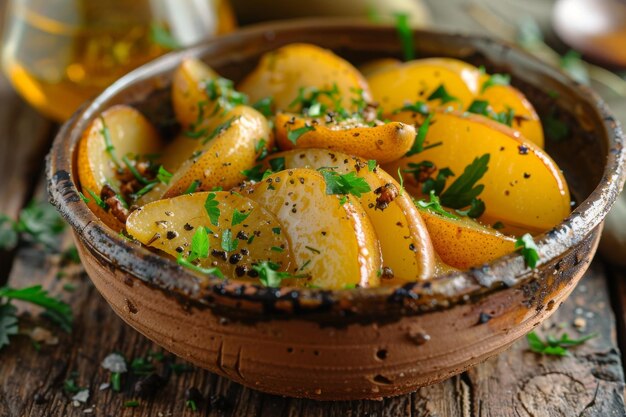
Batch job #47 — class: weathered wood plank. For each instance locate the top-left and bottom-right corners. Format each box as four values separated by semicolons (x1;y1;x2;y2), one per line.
1;207;624;417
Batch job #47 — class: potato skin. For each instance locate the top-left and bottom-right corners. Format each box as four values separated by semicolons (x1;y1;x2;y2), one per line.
163;105;272;198
77;105;164;231
417;207;516;270
240;168;382;289
262;149;435;283
238;43;372;112
385;111;570;234
274;113;415;163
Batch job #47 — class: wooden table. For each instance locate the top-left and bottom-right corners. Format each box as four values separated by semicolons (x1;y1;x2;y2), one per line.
1;26;626;417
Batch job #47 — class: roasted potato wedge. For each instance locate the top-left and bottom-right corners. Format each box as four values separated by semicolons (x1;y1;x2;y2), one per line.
261;149;435;283
416;206;516;269
274;113;415;163
163;106;272;198
126;192;293;281
171;58;220;129
241;168;381;289
477;84;544;148
77;105;165;230
238;43;372;112
385;111;570;234
367;59;474;114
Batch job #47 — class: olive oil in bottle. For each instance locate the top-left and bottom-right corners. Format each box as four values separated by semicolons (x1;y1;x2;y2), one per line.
1;0;235;121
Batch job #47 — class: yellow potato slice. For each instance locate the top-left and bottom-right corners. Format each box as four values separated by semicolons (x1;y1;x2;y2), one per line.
77;105;165;231
241;168;381;289
477;84;544;148
416;206;516;269
238;43;372;112
262;149;435;283
163;106;272;198
171;58;220;129
274;113;415;163
385;111;570;234
126;192;293;282
416;57;483;94
367;59;474;114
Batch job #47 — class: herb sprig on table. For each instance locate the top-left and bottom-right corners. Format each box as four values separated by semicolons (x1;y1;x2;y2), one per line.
527;331;596;356
0;285;73;350
0;201;66;251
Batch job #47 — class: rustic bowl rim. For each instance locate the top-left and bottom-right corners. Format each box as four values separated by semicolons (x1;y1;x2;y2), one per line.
47;18;626;318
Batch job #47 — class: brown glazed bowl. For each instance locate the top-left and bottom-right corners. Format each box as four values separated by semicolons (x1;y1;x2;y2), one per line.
47;20;625;401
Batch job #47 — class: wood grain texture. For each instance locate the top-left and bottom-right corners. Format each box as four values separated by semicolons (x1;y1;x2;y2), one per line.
0;217;624;416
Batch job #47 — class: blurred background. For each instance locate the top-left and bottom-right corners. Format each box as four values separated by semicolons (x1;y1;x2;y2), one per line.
0;0;624;262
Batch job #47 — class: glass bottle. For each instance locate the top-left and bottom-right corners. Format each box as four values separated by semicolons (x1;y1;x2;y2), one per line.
1;0;235;121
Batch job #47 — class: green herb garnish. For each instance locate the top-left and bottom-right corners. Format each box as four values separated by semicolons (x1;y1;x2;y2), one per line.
320;170;371;198
394;101;429;115
439;154;490;210
252;261;306;288
252;97;274;117
406;113;433;156
394;13;414;61
516;233;540;268
415;190;459;220
221;229;238;252
150;23;180;49
527;331;596;356
188;227;209;262
176;256;224;278
124;400;140;408
99;116;121;168
185;180;201;195
269;157;285;172
232;209;251;227
481;73;511;92
204;192;220;227
367;160;377;172
157;165;173;184
427;84;459;105
287;125;315;144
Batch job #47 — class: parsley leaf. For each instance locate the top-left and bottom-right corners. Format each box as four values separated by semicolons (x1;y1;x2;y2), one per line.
86;188;108;209
204;193;220;227
269;157;285;172
439;154;490;209
252;97;274;117
367;160;377;172
184;180;201;194
221;229;238;252
15;201;66;249
406;113;433;157
255;139;268;161
188;227;209;262
149;23;181;49
527;331;596;356
422;167;454;196
320;170;371;197
242;164;267;182
455;198;486;218
0;303;18;350
393;101;429;115
516;233;540;268
427;84;459;104
252;261;306;288
157;166;173;184
394;13;414;61
0;285;73;333
176;255;224;278
203;116;237;144
415;190;459;220
467;99;489;115
287;126;315;144
481;73;511;92
491;108;515;127
204;77;248;115
232;209;252;226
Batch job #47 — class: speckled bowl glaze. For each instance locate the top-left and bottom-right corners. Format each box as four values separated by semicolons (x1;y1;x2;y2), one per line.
47;20;625;400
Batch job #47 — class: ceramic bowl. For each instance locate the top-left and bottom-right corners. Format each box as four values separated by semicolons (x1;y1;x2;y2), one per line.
47;20;625;400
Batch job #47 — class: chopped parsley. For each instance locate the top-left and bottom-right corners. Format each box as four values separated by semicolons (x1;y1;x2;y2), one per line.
393;101;429;115
481;73;511;92
232;209;251;226
493;221;505;230
188;227;209;262
0;285;73;350
439;154;490;210
272;227;281;235
177;256;224;278
367;160;377;172
253;261;306;288
99;116;121;168
204;192;220;226
0;201;67;250
427;84;459;105
149;23;180;49
287;125;315;144
455;198;486;218
422;167;454;196
252;97;274;117
255;139;268;161
320;170;371;197
394;13;415;61
271;246;284;253
527;331;596;356
204;77;248;115
203;117;237;144
415;190;459;220
124;400;140;408
516;233;540;269
268;157;285;172
242;165;267;182
467;99;489;115
406;113;433;156
184;180;201;195
221;229;238;252
157;165;173;184
491;108;515;127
